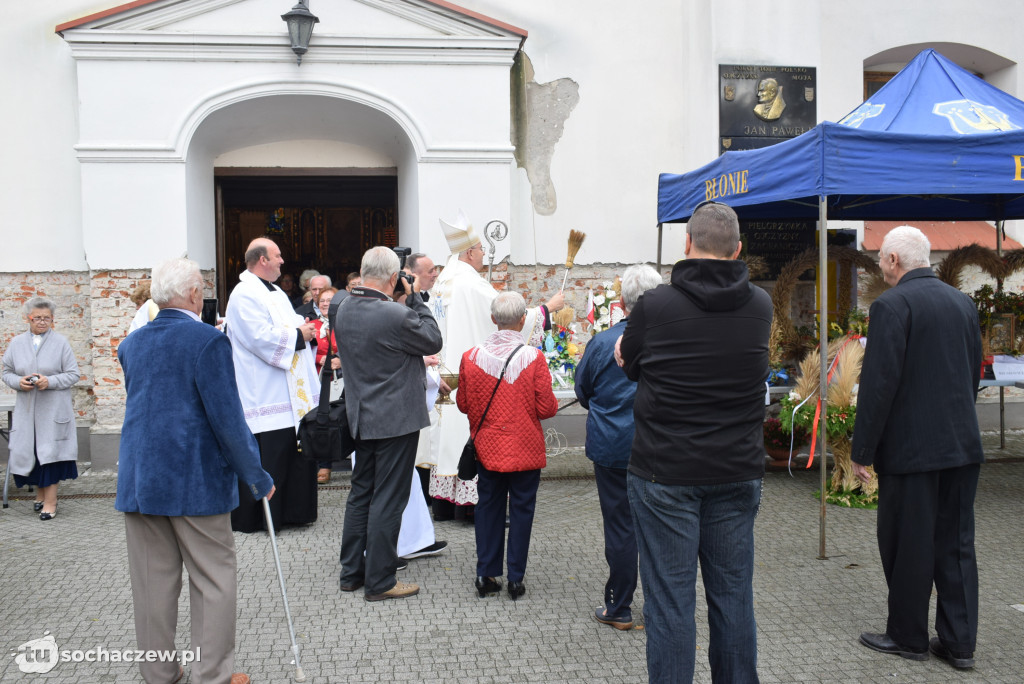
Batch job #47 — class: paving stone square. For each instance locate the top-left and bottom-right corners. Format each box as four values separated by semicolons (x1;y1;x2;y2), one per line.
2;438;1023;683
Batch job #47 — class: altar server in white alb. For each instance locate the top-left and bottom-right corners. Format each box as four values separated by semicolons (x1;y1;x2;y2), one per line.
226;237;321;533
428;210;564;517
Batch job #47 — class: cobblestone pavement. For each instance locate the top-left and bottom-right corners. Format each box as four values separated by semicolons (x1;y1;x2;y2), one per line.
2;435;1023;683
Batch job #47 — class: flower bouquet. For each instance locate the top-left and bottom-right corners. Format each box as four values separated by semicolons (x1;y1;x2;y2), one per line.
590;279;624;334
541;324;581;389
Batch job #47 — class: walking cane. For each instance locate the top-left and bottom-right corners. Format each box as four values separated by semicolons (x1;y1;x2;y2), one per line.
262;497;307;682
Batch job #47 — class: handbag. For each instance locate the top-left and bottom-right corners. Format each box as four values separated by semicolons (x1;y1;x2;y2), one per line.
298;354;354;464
457;345;523;480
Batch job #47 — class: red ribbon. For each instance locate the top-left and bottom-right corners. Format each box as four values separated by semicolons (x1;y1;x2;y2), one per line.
804;335;860;469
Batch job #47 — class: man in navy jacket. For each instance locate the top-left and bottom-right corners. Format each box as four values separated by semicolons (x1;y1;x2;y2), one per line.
852;225;984;669
575;264;662;631
117;258;274;684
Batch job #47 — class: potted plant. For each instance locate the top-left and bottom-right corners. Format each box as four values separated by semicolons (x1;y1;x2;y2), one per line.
763;416;808;466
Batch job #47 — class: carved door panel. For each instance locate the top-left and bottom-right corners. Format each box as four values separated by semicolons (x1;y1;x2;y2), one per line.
218;203;396;304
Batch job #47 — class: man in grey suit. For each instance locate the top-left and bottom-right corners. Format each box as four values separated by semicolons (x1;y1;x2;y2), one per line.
335;246;443;601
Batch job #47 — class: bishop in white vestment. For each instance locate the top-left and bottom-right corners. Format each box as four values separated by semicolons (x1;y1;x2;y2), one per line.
226;238;321;532
428;211;563;512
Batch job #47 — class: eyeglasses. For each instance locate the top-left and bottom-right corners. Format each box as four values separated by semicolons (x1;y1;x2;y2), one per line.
29;316;53;322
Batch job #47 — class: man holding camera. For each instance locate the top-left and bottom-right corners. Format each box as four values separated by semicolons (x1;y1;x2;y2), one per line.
335;246;443;601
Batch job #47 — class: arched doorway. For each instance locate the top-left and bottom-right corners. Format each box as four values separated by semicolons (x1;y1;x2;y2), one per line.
185;92;421;306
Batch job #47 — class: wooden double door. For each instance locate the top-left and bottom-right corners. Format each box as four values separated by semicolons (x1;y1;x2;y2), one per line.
215;173;398;308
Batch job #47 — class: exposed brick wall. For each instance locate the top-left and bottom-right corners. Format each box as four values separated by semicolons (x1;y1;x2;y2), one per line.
498;261;815;342
88;270;149;432
3;264;810;432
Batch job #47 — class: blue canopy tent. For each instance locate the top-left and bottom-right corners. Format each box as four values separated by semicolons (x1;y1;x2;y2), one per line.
659;49;1024;224
656;49;1024;554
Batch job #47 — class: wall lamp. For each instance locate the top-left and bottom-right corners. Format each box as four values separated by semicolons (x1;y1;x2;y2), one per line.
281;0;320;65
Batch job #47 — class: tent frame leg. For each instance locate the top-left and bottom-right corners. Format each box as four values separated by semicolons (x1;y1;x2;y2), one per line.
817;197;829;561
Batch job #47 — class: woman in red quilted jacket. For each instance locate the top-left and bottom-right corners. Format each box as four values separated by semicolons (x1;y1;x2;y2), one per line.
457;291;558;600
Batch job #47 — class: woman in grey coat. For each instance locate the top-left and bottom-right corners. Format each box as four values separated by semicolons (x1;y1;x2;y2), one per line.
2;297;80;519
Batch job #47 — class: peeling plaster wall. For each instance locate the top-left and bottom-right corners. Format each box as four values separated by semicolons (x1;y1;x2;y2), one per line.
512;53;580;216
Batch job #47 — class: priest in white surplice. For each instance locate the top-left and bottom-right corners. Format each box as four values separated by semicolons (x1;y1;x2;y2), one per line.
226;237;321;532
428;211;563;520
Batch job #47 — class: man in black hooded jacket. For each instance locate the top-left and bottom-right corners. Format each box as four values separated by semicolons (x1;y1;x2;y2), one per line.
617;201;771;683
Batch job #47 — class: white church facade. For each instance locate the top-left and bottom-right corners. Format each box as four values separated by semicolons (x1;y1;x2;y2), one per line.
2;0;1022;466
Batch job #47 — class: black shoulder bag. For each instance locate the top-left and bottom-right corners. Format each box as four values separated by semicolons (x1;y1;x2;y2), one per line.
457;344;523;480
298;354;354;464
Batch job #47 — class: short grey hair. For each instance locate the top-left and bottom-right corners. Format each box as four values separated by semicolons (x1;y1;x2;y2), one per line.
151;258;203;305
299;269;321;290
689;202;740;258
310;274;332;288
880;225;931;269
491;291;526;326
24;297;56;317
360;246;400;282
620;264;663;312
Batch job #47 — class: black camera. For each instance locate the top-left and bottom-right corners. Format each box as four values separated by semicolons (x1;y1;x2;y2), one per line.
392;246;414;296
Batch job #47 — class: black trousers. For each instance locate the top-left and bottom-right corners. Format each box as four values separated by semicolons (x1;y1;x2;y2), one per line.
231;427;317;533
877;463;980;654
593;463;638;619
475;463;540;583
338;431;418;595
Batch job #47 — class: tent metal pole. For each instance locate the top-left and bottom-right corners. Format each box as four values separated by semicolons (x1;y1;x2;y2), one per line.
818;196;829;560
656;223;663;273
997;219;1005;448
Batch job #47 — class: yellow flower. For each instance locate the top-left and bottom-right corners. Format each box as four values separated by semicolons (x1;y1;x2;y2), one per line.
566;343;578;356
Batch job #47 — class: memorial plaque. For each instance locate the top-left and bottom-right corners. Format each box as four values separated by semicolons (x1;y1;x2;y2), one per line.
741;220;816;280
719;65;816;153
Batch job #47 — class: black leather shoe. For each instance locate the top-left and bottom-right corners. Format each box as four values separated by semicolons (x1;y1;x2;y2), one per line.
858;632;928;661
475;576;502;597
33;501;44;512
507;580;525;600
929;637;974;669
339;574;364;592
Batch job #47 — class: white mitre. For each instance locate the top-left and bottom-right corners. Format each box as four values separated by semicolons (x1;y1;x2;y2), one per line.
439;209;481;254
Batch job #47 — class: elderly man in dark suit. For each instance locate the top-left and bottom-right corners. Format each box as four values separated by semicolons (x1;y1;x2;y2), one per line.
295;273;331;320
335;246;443;601
852;225;984;670
117;258;275;684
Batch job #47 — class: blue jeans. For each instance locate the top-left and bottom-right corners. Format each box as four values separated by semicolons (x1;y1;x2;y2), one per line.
628;473;761;684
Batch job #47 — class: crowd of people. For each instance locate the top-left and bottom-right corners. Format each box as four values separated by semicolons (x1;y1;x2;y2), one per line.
1;205;984;682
